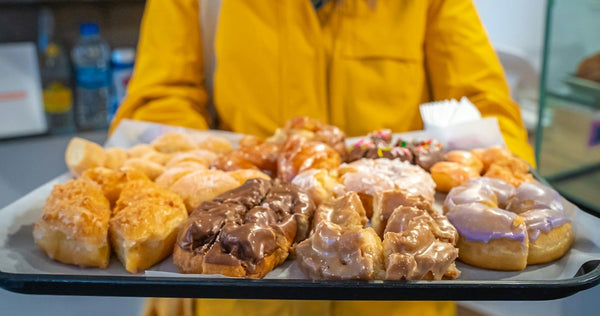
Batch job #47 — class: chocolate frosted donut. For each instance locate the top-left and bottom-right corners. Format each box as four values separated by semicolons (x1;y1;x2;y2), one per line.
405;139;446;171
347;130;413;163
174;178;315;278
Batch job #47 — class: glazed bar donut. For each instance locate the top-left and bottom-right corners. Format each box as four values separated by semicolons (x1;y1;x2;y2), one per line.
444;178;573;270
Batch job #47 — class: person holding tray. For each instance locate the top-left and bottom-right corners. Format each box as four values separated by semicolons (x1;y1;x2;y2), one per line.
111;0;534;315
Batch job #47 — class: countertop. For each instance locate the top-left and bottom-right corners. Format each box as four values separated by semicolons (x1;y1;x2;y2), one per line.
0;131;598;316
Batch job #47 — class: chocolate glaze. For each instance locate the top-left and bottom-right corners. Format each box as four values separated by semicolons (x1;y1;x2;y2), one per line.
176;178;315;275
212;178;272;208
220;223;278;262
411;141;445;171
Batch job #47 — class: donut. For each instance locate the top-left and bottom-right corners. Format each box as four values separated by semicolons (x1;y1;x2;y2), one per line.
33;179;111;268
346;130;413;163
484;163;533;188
444;150;483;174
126;144;155;158
211;140;279;175
151;131;197;153
192;134;233;154
154;162;206;189
399;139;445;171
430;161;480;193
443;177;514;213
141;151;174;166
446;202;529;271
291;169;341;206
383;206;460;280
227;169;271;185
296;221;384;280
174;179;315;278
121;158;165;181
65;137;107;177
267;116;347;159
311;192;368;231
277;135;341;183
295;192;383;280
337;159;436;218
471;146;513;172
167;170;240;212
104;147;128;170
444;178;573;270
81;167;149;205
110;180;188;273
165;150;217;168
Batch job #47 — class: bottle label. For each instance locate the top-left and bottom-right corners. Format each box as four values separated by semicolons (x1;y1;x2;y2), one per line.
43;82;73;113
76;66;110;89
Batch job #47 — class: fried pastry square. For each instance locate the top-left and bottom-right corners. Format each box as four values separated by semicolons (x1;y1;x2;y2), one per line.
33;179;111;268
109;181;188;273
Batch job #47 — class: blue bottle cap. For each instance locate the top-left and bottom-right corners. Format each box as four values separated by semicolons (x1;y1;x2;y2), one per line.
80;23;99;36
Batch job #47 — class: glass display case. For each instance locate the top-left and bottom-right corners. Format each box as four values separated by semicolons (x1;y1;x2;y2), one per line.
536;0;600;213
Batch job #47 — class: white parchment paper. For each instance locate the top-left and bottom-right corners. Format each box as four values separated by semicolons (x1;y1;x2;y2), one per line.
1;120;598;282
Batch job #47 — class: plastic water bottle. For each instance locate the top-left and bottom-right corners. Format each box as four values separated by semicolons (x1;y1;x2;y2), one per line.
72;23;111;130
109;47;135;123
38;7;75;134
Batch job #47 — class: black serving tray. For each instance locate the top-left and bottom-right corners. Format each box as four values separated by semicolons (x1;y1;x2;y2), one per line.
1;260;600;300
2;165;599;300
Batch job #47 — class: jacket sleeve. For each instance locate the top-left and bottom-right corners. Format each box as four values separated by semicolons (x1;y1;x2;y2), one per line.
424;0;536;166
109;0;210;134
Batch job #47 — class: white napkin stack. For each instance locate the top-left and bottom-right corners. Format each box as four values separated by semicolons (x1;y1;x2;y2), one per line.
420;97;481;129
419;97;505;150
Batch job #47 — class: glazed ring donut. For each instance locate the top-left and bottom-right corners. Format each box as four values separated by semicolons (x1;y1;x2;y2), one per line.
430;161;480;193
444;178;573;270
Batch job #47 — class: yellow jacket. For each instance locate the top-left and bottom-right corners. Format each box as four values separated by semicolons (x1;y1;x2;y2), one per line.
112;0;534;165
115;1;534;315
